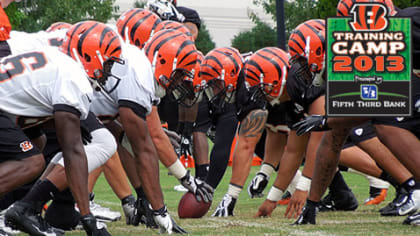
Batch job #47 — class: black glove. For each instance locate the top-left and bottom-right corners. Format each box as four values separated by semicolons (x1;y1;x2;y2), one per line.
177;121;194;158
180;170;214;203
153;206;188;234
292;200;318;225
80;125;92;145
163;127;181;150
292;115;330;136
132;197;158;228
247;172;269;198
80;213;111;236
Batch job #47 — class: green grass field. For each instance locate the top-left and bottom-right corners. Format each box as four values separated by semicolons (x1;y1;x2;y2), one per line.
61;164;420;236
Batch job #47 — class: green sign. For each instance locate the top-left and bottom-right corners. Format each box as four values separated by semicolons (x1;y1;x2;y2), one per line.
327;9;411;116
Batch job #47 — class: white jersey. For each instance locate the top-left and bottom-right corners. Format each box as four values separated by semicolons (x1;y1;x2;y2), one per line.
8;29;67;54
0;47;92;128
90;42;157;120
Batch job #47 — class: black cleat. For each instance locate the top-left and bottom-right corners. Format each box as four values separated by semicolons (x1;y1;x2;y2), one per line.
5;201;64;236
403;212;420;226
318;189;358;212
380;188;409;216
132;197;158;228
80;213;111;236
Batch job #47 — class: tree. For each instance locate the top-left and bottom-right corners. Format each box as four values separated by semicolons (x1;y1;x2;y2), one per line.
253;0;318;38
231;18;277;53
195;22;216;54
5;0;117;32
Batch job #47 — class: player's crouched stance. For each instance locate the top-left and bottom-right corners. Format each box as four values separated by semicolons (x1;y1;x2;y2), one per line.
4;21;122;235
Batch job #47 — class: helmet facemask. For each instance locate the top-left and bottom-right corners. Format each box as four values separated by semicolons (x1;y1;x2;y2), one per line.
92;56;125;94
160;68;200;107
204;78;236;110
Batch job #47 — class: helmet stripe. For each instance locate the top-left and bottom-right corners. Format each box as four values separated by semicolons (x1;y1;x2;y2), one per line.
303;23;325;43
66;22;84;56
261;48;288;67
289;38;305;54
78;22;99;59
145;30;182;56
130;12;154;41
214;49;240;74
205;55;224;71
119;8;143;37
255;51;283;82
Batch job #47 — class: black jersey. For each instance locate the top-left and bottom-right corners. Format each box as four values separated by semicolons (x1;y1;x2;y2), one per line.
396;7;420;70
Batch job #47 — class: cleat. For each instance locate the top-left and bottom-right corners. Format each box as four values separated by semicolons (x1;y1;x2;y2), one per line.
174;184;188;192
5;201;64;236
365;189;388;205
0;210;20;235
319;189;358;212
277;191;291;205
292;202;318;225
89;200;121;222
398;189;420;216
403;211;420;226
380;187;408;216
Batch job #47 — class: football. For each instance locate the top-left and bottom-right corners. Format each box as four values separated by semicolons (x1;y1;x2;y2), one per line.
178;192;212;218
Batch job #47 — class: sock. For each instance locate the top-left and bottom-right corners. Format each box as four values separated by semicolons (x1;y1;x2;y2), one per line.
307;199;319;208
135;187;146;199
329;171;350;192
402;177;417;192
379;171;399;189
21;179;59;212
195;164;209;180
227;183;242;199
366;175;389;189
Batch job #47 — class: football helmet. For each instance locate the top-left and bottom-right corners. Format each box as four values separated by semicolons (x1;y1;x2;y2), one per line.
144;29;199;107
60;21;124;94
199;47;244;107
154;20;193;41
116;8;161;49
244;47;289;105
46;22;72;32
337;0;397;17
288;19;325;85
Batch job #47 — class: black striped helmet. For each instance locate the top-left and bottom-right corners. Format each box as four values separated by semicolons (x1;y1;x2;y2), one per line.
244;47;289;99
144;28;199;106
288;19;325;73
116;8;161;49
60;21;123;93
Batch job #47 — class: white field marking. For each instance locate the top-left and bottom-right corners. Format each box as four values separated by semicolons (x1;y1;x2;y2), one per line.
95;200;121;207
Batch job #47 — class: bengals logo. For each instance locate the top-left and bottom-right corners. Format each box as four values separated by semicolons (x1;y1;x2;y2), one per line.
20;141;33;152
350;3;389;32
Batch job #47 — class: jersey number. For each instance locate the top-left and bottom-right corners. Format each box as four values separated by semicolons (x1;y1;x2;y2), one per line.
0;51;47;82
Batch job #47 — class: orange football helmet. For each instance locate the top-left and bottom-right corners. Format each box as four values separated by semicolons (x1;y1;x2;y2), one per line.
244;47;289;105
46;22;72;32
60;21;123;93
154;20;194;41
116;8;161;49
337;0;397;17
144;29;199;107
199;47;244;105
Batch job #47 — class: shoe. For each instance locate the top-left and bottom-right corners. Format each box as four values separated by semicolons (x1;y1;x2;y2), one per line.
0;210;20;235
90;200;121;222
122;195;136;225
365;188;388;205
319;189;358;212
5;201;65;236
174;184;188;192
278;191;291;205
403;211;420;225
398;189;420;216
380;188;409;216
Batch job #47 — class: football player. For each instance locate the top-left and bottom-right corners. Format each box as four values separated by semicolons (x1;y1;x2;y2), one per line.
292;0;420;225
3;20;119;236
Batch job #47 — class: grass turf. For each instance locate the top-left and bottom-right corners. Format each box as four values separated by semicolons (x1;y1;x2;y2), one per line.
61;164;420;236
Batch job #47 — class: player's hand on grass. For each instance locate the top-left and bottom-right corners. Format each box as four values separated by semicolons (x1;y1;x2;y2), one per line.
180;170;214;203
255;199;277;217
153;206;188;234
285;189;308;219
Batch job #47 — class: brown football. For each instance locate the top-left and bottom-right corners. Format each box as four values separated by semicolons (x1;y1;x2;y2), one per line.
178;192;211;218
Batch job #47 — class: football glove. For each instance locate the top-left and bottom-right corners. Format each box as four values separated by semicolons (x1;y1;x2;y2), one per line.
180;170;214;203
247;172;269;198
211;194;237;217
80;213;111;236
153;206;188;234
147;0;185;22
292;200;318;225
163;127;181;150
177;121;194;158
292;115;330;136
132;197;158;228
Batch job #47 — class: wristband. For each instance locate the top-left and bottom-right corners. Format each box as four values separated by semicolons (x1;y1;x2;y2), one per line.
296;175;312;192
267;186;284;202
168;159;187;179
